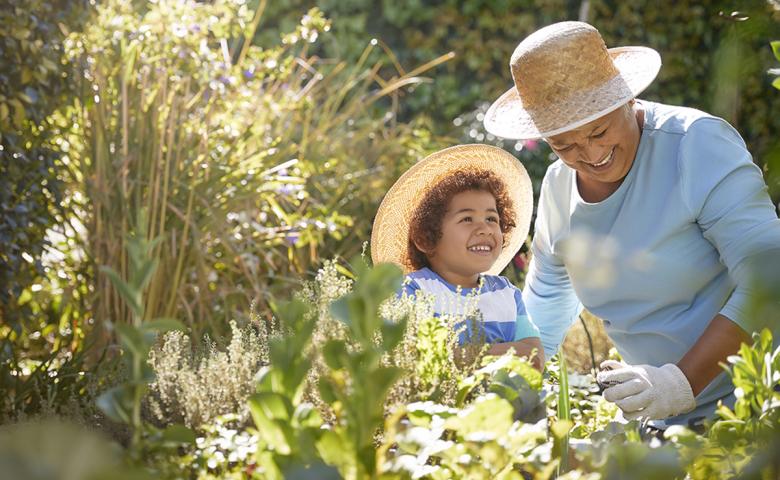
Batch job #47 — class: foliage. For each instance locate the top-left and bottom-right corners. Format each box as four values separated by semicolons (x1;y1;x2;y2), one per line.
0;420;126;480
245;263;407;479
0;333;118;425
95;212;194;458
146;319;272;429
260;1;780;207
382;353;552;479
0;0;87;313
316;262;407;478
56;0;440;346
698;329;780;478
0;0;94;396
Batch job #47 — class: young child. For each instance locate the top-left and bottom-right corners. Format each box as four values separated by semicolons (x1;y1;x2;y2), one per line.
371;144;544;370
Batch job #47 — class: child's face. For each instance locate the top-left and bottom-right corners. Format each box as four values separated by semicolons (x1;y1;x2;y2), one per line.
426;189;503;287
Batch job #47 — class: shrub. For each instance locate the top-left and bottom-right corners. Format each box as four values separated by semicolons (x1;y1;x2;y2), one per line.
57;0;442;345
146;320;273;429
258;1;780;207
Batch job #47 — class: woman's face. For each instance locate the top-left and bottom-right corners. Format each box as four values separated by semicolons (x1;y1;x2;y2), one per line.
545;103;642;187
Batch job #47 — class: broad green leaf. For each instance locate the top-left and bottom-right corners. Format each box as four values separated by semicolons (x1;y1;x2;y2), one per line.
293;403;323;429
316;430;354;474
380;318;407;351
322;340;347;370
96;385;134;424
248;393;293;455
161;424;196;445
318;378;338;405
131;258;158;291
550;419;573;439
444;394;514;439
250;392;293;421
114;323;148;358
100;266;142;317
772;41;780;61
140;318;184;333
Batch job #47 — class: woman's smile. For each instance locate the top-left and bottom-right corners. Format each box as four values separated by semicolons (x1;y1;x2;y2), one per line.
584;147;615;171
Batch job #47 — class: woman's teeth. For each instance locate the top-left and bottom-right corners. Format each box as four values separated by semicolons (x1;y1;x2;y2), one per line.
468;245;492;252
593;150;613;167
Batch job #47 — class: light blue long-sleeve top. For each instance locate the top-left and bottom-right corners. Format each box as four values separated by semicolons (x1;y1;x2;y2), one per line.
523;100;780;425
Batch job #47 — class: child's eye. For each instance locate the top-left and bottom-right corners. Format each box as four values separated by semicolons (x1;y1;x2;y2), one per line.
460;216;472;223
487;216;499;223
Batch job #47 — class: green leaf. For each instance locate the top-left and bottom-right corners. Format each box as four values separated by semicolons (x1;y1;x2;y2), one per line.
96;385;134;424
771;41;780;62
248;393;293;455
140;318;184;333
444;394;514;439
380;318;407;351
316;430;354;473
131;258;158;291
161;424;196;445
322;340;347;370
114;323;148;358
550;419;573;439
100;266;143;318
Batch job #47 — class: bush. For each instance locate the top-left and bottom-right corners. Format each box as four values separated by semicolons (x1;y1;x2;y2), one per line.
259;1;780;205
0;0;91;344
57;0;441;342
146;321;272;429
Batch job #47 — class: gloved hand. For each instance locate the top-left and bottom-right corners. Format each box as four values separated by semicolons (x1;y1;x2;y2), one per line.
596;359;695;421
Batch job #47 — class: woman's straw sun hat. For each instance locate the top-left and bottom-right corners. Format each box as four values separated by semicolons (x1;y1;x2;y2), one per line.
484;21;661;140
371;144;533;275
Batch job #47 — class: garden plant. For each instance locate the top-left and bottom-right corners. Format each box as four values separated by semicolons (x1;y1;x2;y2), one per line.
1;0;779;479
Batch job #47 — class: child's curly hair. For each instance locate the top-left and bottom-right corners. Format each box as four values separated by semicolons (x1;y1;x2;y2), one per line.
407;168;517;271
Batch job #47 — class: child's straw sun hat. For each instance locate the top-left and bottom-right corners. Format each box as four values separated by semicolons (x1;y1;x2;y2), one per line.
484;21;661;140
371;144;533;275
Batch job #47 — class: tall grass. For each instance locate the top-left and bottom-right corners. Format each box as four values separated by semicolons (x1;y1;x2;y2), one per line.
60;0;447;341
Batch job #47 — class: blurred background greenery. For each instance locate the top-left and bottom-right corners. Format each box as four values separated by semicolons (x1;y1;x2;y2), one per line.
1;0;779;430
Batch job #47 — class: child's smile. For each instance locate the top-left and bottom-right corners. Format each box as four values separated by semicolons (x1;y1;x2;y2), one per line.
426;190;504;287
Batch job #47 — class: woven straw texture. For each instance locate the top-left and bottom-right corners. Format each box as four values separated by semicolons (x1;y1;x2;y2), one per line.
371;144;532;275
484;22;661;140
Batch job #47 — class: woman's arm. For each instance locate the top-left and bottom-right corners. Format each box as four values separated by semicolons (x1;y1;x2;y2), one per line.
522;176;584;359
677;314;751;396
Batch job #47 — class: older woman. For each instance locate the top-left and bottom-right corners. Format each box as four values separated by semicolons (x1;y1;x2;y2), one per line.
484;21;780;427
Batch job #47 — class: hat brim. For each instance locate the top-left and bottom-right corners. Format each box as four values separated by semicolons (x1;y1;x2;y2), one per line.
484;47;661;140
371;144;533;276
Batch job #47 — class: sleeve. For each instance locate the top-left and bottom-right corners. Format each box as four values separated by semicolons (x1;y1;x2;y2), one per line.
513;286;540;340
522;174;584;359
678;117;780;334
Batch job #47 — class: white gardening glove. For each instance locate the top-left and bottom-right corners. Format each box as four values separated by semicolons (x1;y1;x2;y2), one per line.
596;359;695;421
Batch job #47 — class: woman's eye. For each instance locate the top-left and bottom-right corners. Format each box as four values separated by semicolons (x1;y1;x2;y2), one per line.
557;145;573;152
592;130;606;138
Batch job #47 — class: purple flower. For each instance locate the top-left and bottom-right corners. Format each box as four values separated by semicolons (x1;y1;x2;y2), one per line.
276;184;294;195
243;69;254;80
285;231;300;246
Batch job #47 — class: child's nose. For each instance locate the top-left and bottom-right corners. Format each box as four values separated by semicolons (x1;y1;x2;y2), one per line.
475;222;492;234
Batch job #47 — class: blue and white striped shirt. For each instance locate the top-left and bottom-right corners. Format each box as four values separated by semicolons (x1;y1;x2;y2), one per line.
402;267;540;344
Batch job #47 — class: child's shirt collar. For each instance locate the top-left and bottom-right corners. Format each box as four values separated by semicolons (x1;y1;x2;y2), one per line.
415;267;485;294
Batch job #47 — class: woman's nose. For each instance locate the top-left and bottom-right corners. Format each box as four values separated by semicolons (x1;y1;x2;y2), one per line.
578;145;608;164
